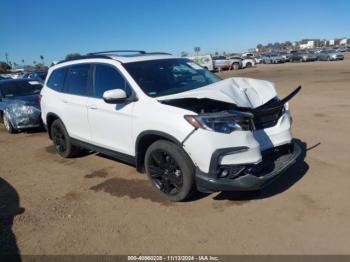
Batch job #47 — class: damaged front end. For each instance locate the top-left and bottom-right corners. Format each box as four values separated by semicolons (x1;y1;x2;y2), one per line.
159;81;302;192
1;100;42;130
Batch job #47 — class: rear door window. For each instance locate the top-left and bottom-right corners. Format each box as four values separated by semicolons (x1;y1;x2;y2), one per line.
65;64;91;96
47;67;67;92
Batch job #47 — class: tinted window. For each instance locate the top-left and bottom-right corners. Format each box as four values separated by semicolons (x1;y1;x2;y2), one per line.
0;80;42;97
47;67;67;92
94;64;131;98
65;64;90;96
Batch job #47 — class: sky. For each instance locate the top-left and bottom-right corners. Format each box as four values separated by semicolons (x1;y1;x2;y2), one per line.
1;0;349;65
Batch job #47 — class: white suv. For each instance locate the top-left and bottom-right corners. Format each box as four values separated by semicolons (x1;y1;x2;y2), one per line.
41;50;301;201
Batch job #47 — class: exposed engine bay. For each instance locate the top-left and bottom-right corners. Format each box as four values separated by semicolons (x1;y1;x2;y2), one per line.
160;86;301;130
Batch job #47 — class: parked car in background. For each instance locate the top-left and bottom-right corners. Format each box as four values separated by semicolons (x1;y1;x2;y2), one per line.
290;51;317;62
40;50;301;201
188;55;215;71
23;71;48;83
0;79;43;133
262;53;285;64
279;52;291;62
213;56;242;70
317;50;344;61
228;56;255;68
254;55;264;64
0;75;10;80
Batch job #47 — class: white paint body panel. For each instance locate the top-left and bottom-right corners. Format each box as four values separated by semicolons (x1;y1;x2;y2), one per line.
41;56;293;174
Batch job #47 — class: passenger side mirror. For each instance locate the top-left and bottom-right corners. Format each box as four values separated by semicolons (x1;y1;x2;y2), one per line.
102;89;128;104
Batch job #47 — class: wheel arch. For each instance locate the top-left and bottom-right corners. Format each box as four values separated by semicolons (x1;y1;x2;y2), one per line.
46;113;64;139
135;130;181;172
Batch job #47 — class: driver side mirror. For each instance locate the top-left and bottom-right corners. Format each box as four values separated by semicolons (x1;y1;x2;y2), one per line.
102;89;128;104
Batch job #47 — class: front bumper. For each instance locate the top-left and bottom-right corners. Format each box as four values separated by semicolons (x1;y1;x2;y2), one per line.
195;141;301;192
9;111;42;129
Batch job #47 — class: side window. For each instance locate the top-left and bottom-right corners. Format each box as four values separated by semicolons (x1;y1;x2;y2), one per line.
47;67;67;92
65;64;91;96
94;64;131;98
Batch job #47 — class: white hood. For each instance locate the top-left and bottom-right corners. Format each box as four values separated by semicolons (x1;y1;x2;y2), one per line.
157;77;277;108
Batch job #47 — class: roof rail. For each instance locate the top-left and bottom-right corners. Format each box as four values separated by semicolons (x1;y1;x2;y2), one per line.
87;50;146;55
56;55;113;65
146;52;172;55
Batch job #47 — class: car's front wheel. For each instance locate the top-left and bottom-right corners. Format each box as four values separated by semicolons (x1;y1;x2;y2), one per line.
3;112;16;134
145;140;196;201
51;119;81;158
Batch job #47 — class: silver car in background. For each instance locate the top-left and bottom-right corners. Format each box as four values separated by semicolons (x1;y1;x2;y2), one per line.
317;49;344;61
262;53;285;64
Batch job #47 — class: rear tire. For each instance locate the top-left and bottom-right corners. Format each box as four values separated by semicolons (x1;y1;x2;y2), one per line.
145;140;196;202
50;119;81;158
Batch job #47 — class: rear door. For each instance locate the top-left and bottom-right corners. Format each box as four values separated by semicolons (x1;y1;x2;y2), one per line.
61;63;92;142
87;63;135;155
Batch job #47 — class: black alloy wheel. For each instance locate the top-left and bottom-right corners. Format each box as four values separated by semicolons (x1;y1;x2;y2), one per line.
145;140;196;201
52;123;67;155
148;149;183;196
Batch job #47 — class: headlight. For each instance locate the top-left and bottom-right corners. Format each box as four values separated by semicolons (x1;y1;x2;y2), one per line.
185;111;253;134
20;105;35;114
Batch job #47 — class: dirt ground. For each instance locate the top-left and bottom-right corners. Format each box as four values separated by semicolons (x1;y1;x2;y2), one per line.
1;54;350;255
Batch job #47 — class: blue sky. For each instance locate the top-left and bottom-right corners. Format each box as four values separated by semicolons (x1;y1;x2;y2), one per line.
1;0;349;65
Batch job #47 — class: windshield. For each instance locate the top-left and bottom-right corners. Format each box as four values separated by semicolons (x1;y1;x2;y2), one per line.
124;58;221;97
0;80;42;97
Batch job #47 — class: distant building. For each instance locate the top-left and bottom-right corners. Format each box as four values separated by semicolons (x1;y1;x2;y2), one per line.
339;38;349;45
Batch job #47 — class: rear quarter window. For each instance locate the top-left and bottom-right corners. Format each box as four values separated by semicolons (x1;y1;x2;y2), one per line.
47;67;67;92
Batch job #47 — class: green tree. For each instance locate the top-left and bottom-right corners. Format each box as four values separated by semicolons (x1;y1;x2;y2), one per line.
40;55;45;65
34;63;48;71
65;53;81;60
0;61;11;73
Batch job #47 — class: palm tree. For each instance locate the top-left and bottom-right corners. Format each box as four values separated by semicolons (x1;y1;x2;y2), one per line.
21;59;24;65
33;61;37;65
40;55;45;65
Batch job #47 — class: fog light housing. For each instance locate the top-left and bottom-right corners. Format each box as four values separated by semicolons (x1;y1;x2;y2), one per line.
219;169;229;178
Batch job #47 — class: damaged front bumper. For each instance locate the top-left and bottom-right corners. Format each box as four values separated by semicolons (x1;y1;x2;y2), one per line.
4;103;42;129
195;141;301;192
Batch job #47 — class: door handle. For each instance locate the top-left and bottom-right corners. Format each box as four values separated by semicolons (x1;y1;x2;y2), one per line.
88;105;98;110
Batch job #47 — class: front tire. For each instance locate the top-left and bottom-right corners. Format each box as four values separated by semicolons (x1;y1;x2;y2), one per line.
3;112;16;134
51;119;80;158
145;140;196;201
231;63;239;70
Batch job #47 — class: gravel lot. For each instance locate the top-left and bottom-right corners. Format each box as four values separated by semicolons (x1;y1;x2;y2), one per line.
1;54;350;255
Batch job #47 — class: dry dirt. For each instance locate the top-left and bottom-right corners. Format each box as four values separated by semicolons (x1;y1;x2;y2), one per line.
1;54;350;255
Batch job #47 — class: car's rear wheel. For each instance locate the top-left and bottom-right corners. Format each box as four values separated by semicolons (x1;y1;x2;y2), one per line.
3;112;16;134
145;140;196;202
246;62;252;68
51;119;80;158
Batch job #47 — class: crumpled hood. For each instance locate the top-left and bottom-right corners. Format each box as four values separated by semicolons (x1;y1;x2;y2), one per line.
157;77;277;108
